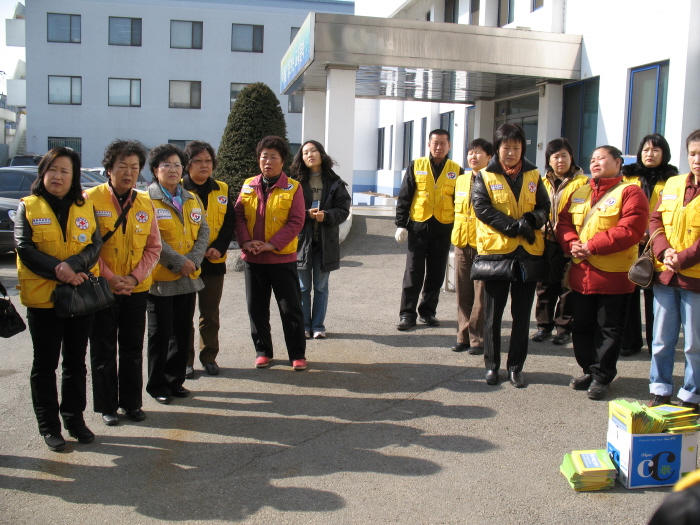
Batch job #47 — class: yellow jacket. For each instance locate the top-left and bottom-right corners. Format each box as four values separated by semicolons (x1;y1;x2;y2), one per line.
202;180;229;264
623;175;665;215
409;157;460;224
451;173;477;249
543;170;589;223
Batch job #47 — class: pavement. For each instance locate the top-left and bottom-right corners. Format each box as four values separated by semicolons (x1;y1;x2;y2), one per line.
0;209;693;524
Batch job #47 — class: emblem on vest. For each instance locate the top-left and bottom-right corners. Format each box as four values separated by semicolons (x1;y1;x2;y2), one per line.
32;218;51;226
190;209;202;223
135;211;149;223
447;172;457;180
604;197;617;207
572;198;586;204
75;217;90;230
456;191;467;197
217;195;228;205
156;208;172;220
663;194;677;201
528;181;537;193
78;234;87;243
285;183;293;190
416;171;428;176
96;210;112;217
490;184;504;191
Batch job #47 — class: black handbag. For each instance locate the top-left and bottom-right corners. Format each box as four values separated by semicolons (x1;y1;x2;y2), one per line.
53;272;115;319
542;220;566;286
0;279;26;338
628;229;663;288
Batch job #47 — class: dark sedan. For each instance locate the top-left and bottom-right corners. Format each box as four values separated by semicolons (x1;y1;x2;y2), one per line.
0;166;104;199
0;196;19;253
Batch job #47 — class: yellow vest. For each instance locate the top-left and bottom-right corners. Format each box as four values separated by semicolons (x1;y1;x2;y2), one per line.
568;181;638;272
476;169;545;256
451;173;478;249
17;196;100;308
543;173;589;221
151;192;203;282
203;180;229;264
655;174;700;278
409;157;460;224
240;176;301;255
623;175;665;215
85;184;155;293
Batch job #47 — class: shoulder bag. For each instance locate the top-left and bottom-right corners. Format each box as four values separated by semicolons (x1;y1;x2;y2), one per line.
0;279;26;338
542;220;566;286
53;272;115;319
628;229;664;288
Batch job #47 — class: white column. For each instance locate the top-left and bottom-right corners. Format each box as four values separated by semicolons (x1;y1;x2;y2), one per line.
473;100;495;143
536;83;563;170
480;0;500;27
301;90;326;144
325;67;357;191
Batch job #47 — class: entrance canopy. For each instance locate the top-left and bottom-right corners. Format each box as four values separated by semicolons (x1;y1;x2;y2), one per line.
281;13;582;103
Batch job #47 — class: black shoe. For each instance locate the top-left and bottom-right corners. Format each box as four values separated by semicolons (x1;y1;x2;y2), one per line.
204;363;220;376
620;347;641;356
419;315;440;326
680;401;700;415
551;332;571;345
509;371;526;388
587;380;609;400
155;394;173;405
570;374;593;391
468;346;484;356
451;343;469;352
485;370;499;385
397;317;416;331
43;433;66;452
185;365;194;379
648;395;672;407
173;386;190;398
531;329;552;342
67;425;95;443
102;413;119;426
124;408;146;422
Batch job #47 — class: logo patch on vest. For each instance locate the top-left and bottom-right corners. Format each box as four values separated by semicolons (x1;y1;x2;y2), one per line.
78;234;87;243
416;171;428;176
32;218;51;226
456;191;467;197
572;198;586;204
447;172;457;180
603;197;617;207
663;194;677;201
135;211;149;223
285;183;294;190
75;217;90;230
156;208;172;220
96;210;112;217
528;181;537;193
490;184;504;191
190;209;202;223
217;195;228;205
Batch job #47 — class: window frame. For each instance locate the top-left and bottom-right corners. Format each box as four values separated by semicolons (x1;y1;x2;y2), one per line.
108;78;141;107
230;82;251;109
403;121;414;169
625;61;670;154
169;80;202;109
532;0;544;12
170;20;203;50
47;13;81;43
420;117;427;158
288;94;303;114
231;23;264;53
48;75;82;105
48;137;82;156
108;16;142;46
498;0;515;27
562;76;600;172
377;127;385;170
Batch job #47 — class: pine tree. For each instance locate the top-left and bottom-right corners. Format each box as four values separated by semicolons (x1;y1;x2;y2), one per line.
213;82;290;193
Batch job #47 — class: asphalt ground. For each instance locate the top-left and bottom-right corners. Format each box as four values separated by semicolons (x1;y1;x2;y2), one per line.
0;209;694;524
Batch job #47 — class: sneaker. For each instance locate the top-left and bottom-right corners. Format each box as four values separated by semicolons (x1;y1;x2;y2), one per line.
313;331;326;339
292;359;307;371
305;330;312;339
255;356;271;368
648;395;672;407
43;433;66;452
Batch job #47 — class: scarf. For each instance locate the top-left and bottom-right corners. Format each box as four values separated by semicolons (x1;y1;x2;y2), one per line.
160;183;183;214
500;159;523;180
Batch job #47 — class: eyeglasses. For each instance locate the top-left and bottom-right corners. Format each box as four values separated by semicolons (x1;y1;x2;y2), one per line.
158;162;183;170
190;158;213;166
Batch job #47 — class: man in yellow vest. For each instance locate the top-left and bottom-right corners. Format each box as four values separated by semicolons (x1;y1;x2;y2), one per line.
395;129;463;330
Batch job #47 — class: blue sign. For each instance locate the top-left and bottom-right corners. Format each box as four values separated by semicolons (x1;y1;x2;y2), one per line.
629;434;682;487
280;13;314;94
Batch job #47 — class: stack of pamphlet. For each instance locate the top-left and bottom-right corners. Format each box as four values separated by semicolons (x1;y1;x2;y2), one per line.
560;449;616;492
647;404;700;434
609;399;665;434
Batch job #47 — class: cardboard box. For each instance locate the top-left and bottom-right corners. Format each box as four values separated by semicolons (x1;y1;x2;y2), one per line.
607;420;698;489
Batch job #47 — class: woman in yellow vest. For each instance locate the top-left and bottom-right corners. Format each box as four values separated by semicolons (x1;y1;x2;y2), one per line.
85;140;161;426
233;136;307;371
14;147;103;451
470;124;551;388
146;144;209;405
647;129;700;411
620;133;678;356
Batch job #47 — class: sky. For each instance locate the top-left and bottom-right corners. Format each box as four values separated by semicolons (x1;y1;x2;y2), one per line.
0;0;26;95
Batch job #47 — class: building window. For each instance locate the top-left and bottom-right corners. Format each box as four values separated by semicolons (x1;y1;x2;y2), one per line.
290;27;300;43
109;78;141;107
109;17;141;46
47;13;81;43
532;0;544;11
389;126;394;170
439;111;454;159
470;0;480;25
426;11;432;21
230;83;250;109
231;24;264;53
48;76;82;105
377;128;385;169
288;94;303;114
498;0;515;27
463;106;475;167
403;121;414;169
171;20;203;49
444;0;458;23
169;80;201;109
48;137;82;156
290;143;301;158
626;61;669;154
420;117;427;157
562;77;600;171
168;139;193;150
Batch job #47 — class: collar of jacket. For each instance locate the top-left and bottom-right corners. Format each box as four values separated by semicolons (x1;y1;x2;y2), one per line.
545;165;584;186
589;174;623;193
148;181;196;205
621;162;679;181
248;172;291;189
182;173;219;192
486;156;537;176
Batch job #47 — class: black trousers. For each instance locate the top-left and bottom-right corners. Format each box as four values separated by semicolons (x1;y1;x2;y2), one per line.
399;228;452;320
621;286;654;351
571;291;631;384
244;261;306;362
534;279;573;333
146;292;196;398
90;291;147;414
27;307;94;436
483;279;537;372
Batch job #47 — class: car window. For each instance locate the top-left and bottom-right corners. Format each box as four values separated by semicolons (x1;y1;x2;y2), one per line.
0;171;24;191
20;173;35;190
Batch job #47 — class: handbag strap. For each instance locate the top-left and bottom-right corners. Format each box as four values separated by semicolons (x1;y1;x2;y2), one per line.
578;181;624;233
0;279;7;298
102;190;137;243
640;228;665;259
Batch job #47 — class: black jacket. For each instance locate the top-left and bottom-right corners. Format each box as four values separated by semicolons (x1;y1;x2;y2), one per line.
621;162;679;201
295;169;351;273
470;157;551;282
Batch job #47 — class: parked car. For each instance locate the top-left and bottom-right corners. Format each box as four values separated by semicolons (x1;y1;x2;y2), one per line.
0;196;19;253
8;155;43;167
0;166;103;199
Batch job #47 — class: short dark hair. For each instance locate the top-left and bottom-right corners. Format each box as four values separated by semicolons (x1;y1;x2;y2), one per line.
290;140;337;183
32;147;85;205
255;135;289;162
493;123;527;159
544;138;575;172
636;133;671;166
148;143;187;177
686;129;700;150
593;145;623;162
184;140;218;171
467;138;494;157
429;129;450;143
102;140;146;172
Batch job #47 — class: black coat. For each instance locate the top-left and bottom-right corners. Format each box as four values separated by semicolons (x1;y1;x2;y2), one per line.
295;169;351;273
621;162;679;201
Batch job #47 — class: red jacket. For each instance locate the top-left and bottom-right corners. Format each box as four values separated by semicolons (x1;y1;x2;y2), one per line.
556;175;648;294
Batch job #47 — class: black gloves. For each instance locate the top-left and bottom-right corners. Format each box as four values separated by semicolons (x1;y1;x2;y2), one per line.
517;218;536;245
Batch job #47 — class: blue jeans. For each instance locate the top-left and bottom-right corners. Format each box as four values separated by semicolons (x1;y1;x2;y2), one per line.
650;284;700;403
299;250;330;333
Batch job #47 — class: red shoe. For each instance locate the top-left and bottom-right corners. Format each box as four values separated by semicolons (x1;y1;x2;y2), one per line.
292;359;307;371
255;356;270;368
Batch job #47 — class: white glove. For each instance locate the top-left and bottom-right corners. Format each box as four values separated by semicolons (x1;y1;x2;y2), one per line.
395;227;408;244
